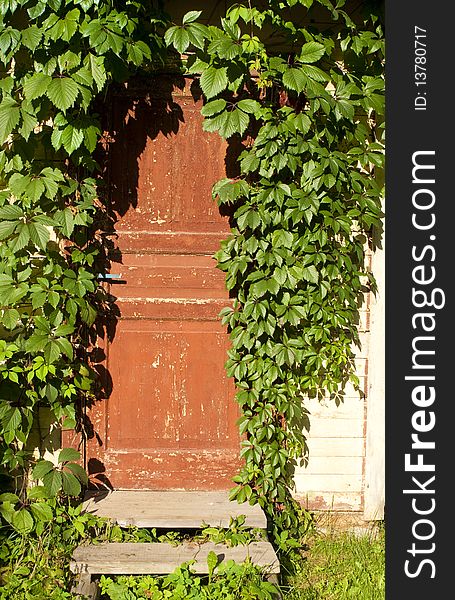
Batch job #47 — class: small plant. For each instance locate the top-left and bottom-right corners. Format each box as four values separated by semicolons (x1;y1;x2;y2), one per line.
198;514;266;546
0;497;102;598
0;448;87;535
99;553;279;600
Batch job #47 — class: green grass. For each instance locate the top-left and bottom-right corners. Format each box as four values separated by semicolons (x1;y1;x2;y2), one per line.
283;521;385;599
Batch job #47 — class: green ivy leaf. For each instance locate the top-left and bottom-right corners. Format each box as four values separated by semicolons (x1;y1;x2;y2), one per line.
282;68;307;93
208;36;242;60
72;67;93;87
300;64;329;82
66;462;88;485
46;78;79;112
11;508;34;534
40;168;64;199
201;99;227;117
0;76;14;94
55;208;75;237
61;124;84;154
302;265;319;284
182;10;202;24
62;471;81;496
1;308;20;329
85;54;106;91
207;550;218;578
20;106;38;140
200;66;228;99
27;2;46;20
54;323;75;336
30;502;53;522
21;26;43;51
218;107;249;138
12;223;30;252
56;337;74;360
335;99;355;120
28;223;50;250
0;96;20;143
0;493;19;504
58;50;81;72
33;460;55;480
27;486;49;501
42;470;63;497
186;23;208;51
0;204;23;220
26;178;46;202
236;99;261;114
299;41;325;63
44;340;62;364
23;73;52;101
127;42;145;66
58;447;80;463
187;57;209;74
1;407;21;432
293;113;311;134
164;26;190;54
45;383;58;403
0;220;16;240
83;124;99;152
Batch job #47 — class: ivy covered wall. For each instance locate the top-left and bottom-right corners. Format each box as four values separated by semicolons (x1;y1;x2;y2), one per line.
0;0;384;547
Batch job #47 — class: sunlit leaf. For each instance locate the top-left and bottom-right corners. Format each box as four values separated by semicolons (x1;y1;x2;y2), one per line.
46;78;79;111
200;66;228;99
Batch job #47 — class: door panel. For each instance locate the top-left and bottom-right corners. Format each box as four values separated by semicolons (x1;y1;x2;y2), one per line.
86;78;241;490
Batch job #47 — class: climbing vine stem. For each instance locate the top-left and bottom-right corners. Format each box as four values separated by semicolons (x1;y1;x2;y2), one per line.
0;0;384;556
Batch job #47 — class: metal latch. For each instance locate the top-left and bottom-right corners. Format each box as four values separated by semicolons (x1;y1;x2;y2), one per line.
97;273;127;284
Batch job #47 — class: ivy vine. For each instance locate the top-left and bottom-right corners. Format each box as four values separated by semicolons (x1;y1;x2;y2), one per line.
0;0;169;524
164;0;384;546
0;0;384;558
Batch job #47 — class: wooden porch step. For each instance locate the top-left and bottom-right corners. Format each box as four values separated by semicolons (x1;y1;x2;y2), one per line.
71;541;280;575
82;490;267;529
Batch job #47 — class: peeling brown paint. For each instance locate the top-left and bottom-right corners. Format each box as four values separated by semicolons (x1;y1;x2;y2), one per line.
86;78;240;490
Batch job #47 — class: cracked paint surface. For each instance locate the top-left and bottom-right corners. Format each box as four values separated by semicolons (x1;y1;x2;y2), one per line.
86;78;241;490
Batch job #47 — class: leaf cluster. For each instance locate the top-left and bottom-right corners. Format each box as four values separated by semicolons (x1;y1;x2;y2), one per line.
0;0;169;484
99;556;279;600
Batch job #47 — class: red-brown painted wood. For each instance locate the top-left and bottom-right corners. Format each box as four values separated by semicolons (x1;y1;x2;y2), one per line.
86;78;241;490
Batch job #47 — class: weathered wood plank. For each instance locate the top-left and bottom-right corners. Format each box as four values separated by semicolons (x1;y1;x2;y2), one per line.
71;541;279;575
71;573;100;600
82;491;267;529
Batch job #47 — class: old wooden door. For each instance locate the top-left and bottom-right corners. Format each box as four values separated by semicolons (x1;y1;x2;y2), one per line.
87;77;241;490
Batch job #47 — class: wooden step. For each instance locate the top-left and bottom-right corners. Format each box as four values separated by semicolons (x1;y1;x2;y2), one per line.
82;490;267;529
71;541;280;575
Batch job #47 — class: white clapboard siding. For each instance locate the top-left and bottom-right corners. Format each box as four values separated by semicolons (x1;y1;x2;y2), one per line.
298;491;363;512
305;417;364;438
294;473;363;493
305;396;365;420
358;308;370;332
294;365;367;511
364;233;385;520
304;437;364;457
298;456;363;475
